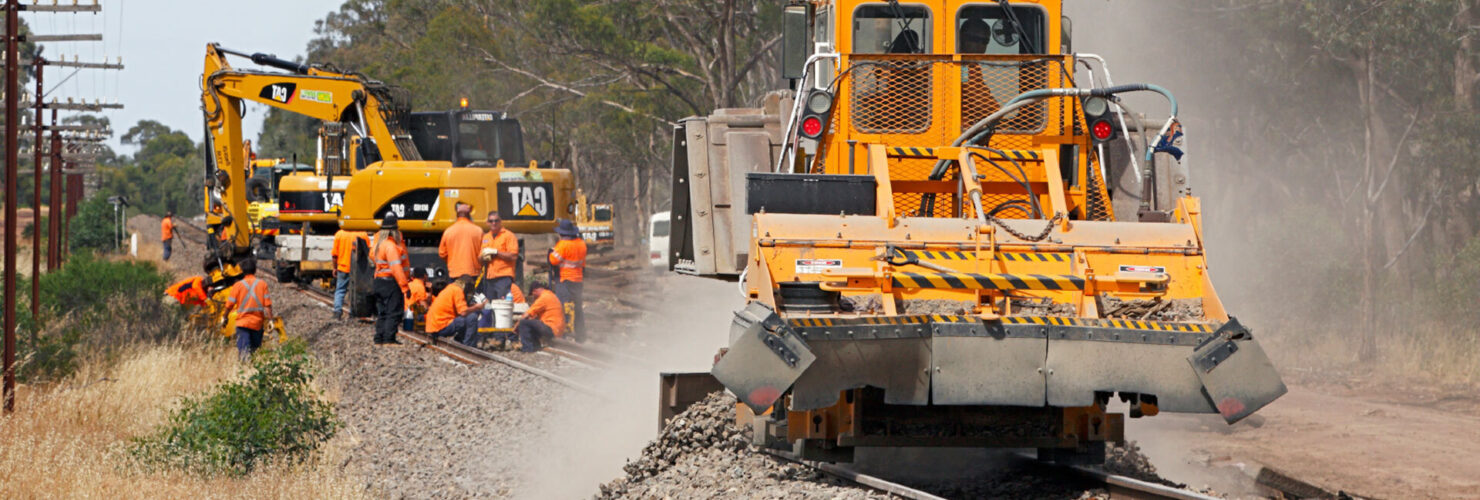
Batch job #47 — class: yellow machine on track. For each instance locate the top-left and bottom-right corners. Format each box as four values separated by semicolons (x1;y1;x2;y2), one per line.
664;0;1285;464
199;44;574;314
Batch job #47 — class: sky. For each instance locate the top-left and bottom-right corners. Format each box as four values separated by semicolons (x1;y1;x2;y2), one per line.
27;0;343;153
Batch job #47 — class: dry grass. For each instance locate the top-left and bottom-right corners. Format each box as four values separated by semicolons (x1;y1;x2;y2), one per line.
0;337;364;499
1264;320;1480;386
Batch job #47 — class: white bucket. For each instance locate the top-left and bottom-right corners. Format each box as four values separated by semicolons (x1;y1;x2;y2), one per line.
491;299;514;329
513;302;529;315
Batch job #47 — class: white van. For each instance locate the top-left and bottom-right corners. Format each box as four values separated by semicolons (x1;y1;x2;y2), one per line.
649;211;670;272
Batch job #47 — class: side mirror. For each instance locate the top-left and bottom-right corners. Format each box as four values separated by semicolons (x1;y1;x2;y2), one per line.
1061;16;1073;54
782;2;813;80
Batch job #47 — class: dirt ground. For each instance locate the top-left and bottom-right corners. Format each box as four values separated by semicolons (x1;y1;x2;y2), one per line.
1129;374;1480;499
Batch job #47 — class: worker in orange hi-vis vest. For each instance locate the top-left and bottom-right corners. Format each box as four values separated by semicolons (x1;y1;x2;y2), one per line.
548;219;587;342
161;211;176;261
438;202;483;280
224;259;273;361
371;214;410;345
515;282;564;352
479;210;519;300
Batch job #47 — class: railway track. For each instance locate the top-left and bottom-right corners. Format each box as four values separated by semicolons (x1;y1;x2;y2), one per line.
763;449;1218;500
267;272;611;400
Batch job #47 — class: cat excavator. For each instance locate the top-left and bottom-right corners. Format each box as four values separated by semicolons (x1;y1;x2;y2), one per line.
199;44;575;315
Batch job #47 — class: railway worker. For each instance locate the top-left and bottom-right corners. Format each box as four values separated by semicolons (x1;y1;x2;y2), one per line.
515;281;564;352
425;276;487;345
161;211;175;261
958;17;1000;117
166;275;210;308
438;202;484;280
224;259;273;361
509;282;525;304
371;214;410;345
404;268;431;331
330;227;370;320
549;219;587;342
479;210;519;300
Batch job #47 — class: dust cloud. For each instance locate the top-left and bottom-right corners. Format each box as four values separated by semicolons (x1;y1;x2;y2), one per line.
516;274;741;499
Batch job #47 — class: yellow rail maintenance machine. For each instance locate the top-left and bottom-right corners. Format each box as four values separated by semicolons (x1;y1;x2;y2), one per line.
663;0;1285;464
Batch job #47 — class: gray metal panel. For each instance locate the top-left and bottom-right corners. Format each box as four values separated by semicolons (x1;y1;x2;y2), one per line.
790;338;931;410
1191;333;1287;423
713;303;817;413
931;334;1047;406
683;119;717;276
724;131;772;271
1045;339;1212;412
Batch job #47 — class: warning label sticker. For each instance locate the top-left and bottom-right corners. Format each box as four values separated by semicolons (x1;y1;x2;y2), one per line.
1119;264;1167;274
795;259;843;275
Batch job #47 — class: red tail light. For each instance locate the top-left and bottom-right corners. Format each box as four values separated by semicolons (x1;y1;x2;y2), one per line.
1091;120;1114;141
651;251;662;259
801;116;824;138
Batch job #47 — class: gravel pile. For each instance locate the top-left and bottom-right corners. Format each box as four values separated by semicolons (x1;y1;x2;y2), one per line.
1100;297;1204;322
596;392;888;499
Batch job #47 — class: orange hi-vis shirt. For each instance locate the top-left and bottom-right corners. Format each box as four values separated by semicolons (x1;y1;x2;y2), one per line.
439;218;484;278
227;275;271;330
482;228;518;279
373;237;410;291
509;283;525;304
331;230;369;273
526;289;565;336
406;278;429;309
161;217;174;241
549;238;587;282
167;276;208;307
424;282;468;333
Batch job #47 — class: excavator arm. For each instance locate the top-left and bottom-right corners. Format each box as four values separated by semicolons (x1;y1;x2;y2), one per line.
199;43;418;251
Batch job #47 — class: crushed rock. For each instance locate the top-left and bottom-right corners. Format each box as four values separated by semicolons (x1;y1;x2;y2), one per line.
596;392;888;499
1105;441;1182;487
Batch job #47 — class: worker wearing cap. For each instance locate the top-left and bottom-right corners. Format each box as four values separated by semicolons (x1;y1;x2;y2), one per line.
479;210;519;300
330;227;370;320
515;282;564;352
224;258;273;361
549;219;587;341
371;214;410;344
438;202;483;280
425;276;487;345
958;18;1000;117
161;211;176;261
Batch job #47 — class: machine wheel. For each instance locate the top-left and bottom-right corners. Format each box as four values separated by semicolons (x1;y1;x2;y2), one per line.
245;177;272;202
347;239;375;318
275;261;298;284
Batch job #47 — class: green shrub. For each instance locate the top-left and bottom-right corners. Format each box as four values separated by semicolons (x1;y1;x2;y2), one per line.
68;195;122;253
12;253;182;382
129;340;339;476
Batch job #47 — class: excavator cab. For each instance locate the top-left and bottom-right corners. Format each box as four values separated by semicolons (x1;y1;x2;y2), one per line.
409;108;527;167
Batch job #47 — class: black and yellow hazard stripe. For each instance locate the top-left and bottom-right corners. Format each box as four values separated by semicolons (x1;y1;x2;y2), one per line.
997;252;1069;262
972;149;1042;161
890;272;1086;291
888;147;936;158
896;250;1070;263
787;314;1216;333
1000;315;1215;333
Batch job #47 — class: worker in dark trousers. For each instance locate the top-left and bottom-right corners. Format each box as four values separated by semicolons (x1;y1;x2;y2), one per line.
224;258;273;361
160;211;175;261
515;282;564;352
371;214;410;345
548;219;587;341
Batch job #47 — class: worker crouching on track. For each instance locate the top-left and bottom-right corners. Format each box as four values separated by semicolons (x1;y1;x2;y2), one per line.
404;268;431;331
167;274;210;308
372;214;411;345
331;227;370;320
425;276;487;345
480;210;518;299
549;219;587;342
515;282;564;352
224;259;273;361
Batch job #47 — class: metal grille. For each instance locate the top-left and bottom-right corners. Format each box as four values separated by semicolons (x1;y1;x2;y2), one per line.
1084;153;1115;221
961;59;1052;135
850;59;934;134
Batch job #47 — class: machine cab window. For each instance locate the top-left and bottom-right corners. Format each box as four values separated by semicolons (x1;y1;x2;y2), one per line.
956;4;1047;55
852;4;932;54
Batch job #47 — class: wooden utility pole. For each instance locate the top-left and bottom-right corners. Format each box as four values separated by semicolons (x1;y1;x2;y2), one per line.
29;54;40;318
4;0;20;414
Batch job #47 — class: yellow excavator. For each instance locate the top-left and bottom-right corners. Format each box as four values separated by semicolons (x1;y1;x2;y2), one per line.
200;44;575;315
661;0;1285;465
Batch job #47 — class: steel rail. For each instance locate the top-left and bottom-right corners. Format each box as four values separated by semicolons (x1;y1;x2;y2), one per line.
548;337;647;367
1014;452;1219;500
760;449;948;500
